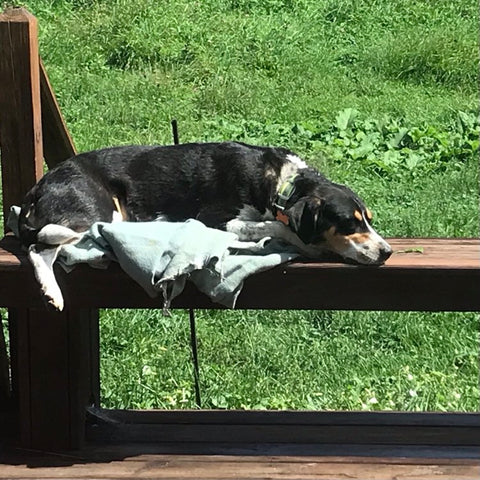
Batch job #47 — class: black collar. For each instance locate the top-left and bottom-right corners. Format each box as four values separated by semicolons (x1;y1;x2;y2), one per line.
273;174;298;212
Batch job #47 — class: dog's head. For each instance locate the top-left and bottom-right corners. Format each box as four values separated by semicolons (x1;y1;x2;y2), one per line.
283;177;392;265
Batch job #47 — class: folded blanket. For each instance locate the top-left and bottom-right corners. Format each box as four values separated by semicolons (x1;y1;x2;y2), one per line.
9;207;299;310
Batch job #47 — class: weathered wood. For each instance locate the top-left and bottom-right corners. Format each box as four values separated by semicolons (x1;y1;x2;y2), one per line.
0;448;479;479
7;308;31;447
0;8;45;445
0;7;44;226
0;9;97;451
86;409;480;447
1;237;479;311
40;60;76;168
7;307;100;450
91;409;480;427
0;311;9;406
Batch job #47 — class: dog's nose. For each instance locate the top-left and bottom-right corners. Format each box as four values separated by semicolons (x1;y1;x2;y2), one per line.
379;243;393;263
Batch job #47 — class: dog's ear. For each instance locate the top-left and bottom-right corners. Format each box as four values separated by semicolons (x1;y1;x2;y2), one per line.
286;197;323;244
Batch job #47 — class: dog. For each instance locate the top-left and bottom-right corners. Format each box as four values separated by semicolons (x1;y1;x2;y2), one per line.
18;141;392;310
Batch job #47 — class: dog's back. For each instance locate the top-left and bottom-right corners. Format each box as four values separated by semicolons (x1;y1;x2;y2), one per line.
18;142;292;247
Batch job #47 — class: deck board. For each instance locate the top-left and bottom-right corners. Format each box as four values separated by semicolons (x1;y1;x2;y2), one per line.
1;445;479;480
1;236;479;311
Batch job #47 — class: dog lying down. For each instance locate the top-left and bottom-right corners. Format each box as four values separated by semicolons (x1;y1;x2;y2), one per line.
17;141;392;310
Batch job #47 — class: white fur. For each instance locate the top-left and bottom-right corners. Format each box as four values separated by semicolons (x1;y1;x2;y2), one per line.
37;224;83;245
286;153;308;169
237;205;274;222
336;212;392;265
112;210;123;223
32;224;85;311
28;245;64;311
276;155;308;191
225;218;324;257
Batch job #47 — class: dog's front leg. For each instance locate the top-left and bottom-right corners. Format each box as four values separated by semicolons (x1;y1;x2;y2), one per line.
225;219;322;257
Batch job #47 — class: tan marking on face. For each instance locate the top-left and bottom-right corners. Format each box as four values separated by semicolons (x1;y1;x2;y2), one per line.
347;232;371;244
365;208;373;221
354;210;362;221
322;227;372;254
322;227;349;252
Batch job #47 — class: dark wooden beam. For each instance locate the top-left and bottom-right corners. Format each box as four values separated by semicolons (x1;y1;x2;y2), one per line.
0;7;44;228
40;60;76;168
0;8;96;451
87;409;480;447
1;237;479;312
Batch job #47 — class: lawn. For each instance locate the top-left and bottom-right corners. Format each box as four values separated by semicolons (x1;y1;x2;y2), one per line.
1;0;479;411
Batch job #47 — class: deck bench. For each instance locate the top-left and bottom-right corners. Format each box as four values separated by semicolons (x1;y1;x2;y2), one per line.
0;234;479;451
1;235;479;311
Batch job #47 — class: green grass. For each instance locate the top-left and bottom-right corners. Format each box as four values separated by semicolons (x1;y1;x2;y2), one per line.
100;309;479;411
1;0;479;411
20;0;479;150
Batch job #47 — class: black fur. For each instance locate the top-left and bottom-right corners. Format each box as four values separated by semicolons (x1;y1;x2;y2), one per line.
19;142;284;241
18;141;391;265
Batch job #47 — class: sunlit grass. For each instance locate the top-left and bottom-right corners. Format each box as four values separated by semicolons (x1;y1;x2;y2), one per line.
1;0;477;411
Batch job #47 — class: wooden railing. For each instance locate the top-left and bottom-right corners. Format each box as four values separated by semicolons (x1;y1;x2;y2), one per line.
0;8;479;452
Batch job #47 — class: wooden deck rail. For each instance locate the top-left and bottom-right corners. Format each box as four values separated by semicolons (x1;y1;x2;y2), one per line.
0;234;479;451
0;7;479;463
0;235;479;312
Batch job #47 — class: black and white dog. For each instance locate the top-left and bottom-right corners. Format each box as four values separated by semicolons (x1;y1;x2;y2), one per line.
18;141;392;310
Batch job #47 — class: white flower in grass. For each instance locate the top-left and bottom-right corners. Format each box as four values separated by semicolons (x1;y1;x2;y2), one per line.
142;365;155;376
409;389;417;397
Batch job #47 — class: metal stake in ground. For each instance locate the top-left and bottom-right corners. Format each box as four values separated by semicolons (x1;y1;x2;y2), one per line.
171;118;202;407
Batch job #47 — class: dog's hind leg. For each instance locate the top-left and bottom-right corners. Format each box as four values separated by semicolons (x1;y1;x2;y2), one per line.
29;224;85;311
28;244;64;311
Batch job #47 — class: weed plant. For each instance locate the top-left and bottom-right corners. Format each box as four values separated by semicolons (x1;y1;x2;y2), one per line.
1;0;478;411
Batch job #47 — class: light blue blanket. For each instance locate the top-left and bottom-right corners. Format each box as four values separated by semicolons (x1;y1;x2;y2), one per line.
9;207;299;310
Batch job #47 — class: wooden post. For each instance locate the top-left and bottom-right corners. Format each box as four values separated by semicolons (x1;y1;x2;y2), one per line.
0;8;98;450
0;7;44;226
40;60;76;168
0;311;9;407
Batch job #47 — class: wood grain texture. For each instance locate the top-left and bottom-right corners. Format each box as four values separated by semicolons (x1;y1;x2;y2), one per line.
40;60;76;168
85;409;480;447
0;7;44;226
0;449;479;479
1;237;479;311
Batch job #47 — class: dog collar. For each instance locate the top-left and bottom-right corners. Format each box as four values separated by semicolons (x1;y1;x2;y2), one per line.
274;174;298;212
273;174;298;225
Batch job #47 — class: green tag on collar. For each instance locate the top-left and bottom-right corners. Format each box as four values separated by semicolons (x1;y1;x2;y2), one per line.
274;174;298;211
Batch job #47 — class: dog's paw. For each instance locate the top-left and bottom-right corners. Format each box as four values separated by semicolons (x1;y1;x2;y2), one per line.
42;285;65;312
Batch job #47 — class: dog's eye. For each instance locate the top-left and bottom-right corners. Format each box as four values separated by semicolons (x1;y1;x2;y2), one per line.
336;218;356;235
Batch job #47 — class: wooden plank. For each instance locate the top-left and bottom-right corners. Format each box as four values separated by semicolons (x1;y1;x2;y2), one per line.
87;411;480;448
77;442;480;459
7;308;31;446
87;422;480;447
0;450;479;479
27;308;71;449
0;310;9;406
6;307;98;450
40;60;76;168
0;7;44;226
1;237;479;311
0;10;48;450
68;308;100;447
92;409;480;427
